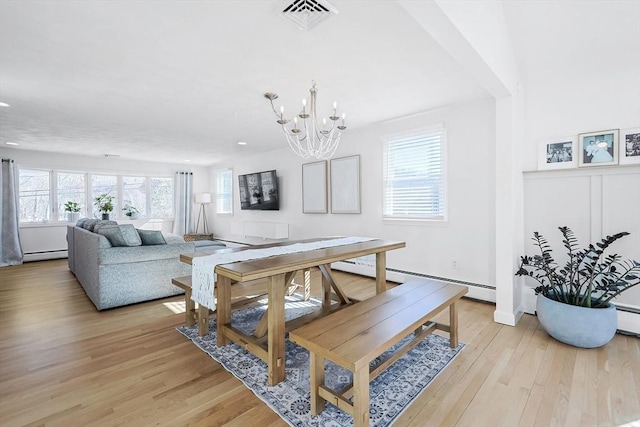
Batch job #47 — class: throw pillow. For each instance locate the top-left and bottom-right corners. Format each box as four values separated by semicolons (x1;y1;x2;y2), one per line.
92;220;117;233
97;224;142;247
83;219;98;231
136;229;167;246
75;218;88;228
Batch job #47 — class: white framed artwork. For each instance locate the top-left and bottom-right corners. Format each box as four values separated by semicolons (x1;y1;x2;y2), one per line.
538;136;577;170
302;161;327;213
619;127;640;165
578;129;618;167
330;155;360;214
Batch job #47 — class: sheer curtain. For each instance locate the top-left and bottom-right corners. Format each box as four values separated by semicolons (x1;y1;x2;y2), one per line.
172;171;194;236
1;158;24;266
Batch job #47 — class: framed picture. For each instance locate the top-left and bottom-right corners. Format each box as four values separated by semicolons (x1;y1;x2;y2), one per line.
538;136;577;170
578;129;618;167
302;161;327;213
619;127;640;165
330;155;360;214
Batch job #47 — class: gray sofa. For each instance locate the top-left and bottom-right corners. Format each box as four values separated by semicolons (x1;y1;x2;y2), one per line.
67;224;224;310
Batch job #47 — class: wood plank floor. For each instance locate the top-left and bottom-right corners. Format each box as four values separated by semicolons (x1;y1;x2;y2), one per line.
0;259;638;426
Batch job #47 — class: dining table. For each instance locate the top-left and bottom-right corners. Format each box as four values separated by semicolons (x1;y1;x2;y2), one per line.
180;237;406;385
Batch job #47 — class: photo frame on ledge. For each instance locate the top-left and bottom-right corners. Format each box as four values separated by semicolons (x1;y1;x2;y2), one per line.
538;136;577;170
619;127;640;165
302;161;327;213
578;129;618;167
330;155;361;214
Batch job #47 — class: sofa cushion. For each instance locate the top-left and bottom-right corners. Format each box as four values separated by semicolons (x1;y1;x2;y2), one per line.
93;220;118;233
137;229;167;246
82;219;99;231
96;224;142;247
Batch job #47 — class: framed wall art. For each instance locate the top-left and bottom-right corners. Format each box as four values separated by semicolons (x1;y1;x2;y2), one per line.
302;160;327;213
538;136;577;170
619;127;640;165
330;155;360;214
578;129;618;167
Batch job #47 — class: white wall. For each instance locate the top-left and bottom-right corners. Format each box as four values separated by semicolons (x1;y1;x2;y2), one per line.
0;147;210;260
520;69;640;332
210;97;497;297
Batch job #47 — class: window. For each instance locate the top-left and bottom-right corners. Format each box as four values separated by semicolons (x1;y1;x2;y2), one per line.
150;177;174;219
382;127;446;220
122;176;148;218
57;172;86;220
17;167;174;224
215;169;233;214
19;168;51;223
90;174;118;219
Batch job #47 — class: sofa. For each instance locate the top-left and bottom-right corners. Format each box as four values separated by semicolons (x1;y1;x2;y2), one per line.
67;220;225;310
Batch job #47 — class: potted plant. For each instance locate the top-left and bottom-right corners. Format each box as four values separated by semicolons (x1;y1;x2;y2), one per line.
516;226;639;348
122;202;140;220
94;193;114;220
64;201;81;222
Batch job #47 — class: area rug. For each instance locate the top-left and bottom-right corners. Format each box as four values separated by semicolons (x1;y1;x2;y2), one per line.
177;296;464;426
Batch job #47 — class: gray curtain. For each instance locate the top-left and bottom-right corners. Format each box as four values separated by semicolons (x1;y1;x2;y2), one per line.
1;158;24;266
172;171;194;235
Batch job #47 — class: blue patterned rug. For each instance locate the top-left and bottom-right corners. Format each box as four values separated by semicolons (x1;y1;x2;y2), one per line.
177;296;464;426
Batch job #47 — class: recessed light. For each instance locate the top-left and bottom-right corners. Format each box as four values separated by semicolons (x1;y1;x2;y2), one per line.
0;102;9;107
238;141;247;145
184;159;191;162
5;142;18;146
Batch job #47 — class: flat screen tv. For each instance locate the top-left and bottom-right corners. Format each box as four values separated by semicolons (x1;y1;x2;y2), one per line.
238;169;279;210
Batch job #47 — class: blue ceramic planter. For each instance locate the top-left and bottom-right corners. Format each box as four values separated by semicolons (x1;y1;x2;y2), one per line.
536;294;617;348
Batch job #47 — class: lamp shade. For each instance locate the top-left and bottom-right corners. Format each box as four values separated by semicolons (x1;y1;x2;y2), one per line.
195;193;212;204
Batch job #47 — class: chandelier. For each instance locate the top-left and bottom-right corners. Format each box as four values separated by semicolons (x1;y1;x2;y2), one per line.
264;81;346;159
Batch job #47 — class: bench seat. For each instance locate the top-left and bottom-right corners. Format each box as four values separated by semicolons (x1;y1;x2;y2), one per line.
289;278;467;427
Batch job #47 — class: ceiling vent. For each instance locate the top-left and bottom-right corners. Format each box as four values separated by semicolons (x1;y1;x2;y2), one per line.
280;0;338;31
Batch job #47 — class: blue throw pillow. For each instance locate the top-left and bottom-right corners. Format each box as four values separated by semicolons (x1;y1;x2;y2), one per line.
136;229;167;246
96;224;142;247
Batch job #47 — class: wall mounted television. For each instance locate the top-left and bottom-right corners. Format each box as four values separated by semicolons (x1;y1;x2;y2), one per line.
238;169;279;211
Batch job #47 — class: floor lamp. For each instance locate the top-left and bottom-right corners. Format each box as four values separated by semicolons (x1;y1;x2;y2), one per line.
195;193;211;234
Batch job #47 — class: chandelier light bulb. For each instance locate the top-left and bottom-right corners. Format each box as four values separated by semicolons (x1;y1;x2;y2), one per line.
302;99;307;107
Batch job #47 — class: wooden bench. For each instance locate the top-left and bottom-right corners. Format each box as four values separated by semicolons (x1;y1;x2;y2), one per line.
289;278;468;427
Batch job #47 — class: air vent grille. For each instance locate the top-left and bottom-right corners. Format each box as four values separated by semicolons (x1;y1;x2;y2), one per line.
280;0;338;31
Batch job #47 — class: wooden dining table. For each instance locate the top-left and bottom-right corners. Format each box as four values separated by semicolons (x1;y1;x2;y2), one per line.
180;237;405;385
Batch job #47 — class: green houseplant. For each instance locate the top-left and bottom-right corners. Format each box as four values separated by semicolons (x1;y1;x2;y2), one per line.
64;201;81;222
122;202;139;219
516;226;640;347
94;193;114;220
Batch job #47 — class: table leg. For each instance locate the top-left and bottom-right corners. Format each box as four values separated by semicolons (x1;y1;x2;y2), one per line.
303;268;311;301
216;275;232;346
376;251;387;294
267;273;286;385
321;267;332;308
449;301;458;348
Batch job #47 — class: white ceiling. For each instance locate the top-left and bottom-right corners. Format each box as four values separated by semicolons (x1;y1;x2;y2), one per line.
1;1;638;166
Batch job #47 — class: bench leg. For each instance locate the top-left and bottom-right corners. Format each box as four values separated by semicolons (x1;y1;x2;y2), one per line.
310;352;325;415
449;301;458;348
184;288;196;326
353;366;370;427
198;304;209;336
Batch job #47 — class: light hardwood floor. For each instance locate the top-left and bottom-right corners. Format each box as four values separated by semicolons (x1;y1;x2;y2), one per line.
0;260;638;427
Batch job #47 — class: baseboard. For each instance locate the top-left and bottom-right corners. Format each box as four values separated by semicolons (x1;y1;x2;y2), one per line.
23;250;68;262
331;261;497;303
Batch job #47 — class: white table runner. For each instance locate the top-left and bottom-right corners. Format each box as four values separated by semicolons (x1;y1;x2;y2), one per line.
191;237;375;309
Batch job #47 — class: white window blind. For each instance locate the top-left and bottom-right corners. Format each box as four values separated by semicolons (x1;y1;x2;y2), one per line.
216;169;233;214
383;128;446;220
